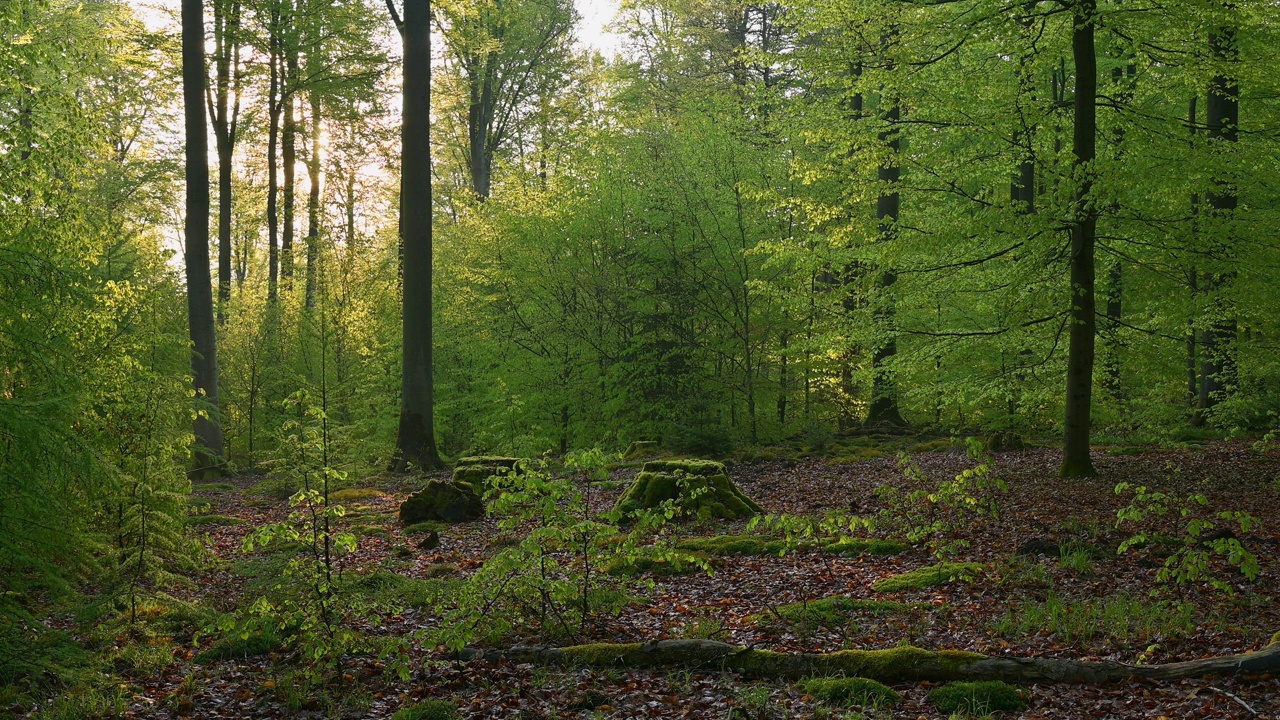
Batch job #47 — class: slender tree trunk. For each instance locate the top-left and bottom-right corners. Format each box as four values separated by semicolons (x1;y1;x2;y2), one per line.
282;68;297;283
1196;22;1238;423
1061;0;1097;478
1187;96;1201;415
210;0;240;324
305;92;322;310
267;32;281;303
181;0;225;472
393;0;445;471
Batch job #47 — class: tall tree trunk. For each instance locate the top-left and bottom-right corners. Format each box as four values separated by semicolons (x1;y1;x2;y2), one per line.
867;30;906;429
282;59;297;283
392;0;445;471
267;31;281;303
182;0;225;472
210;0;241;324
1196;22;1238;423
305;92;322;310
1061;0;1098;478
1187;95;1201;415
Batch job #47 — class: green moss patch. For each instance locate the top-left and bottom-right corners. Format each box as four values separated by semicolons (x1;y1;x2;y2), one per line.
798;676;901;708
822;537;909;556
871;562;984;593
191;482;236;492
392;699;460;720
329;488;385;502
929;681;1026;713
753;596;912;629
614;460;761;520
404;521;444;535
186;514;243;527
677;535;788;556
606;551;713;577
452;456;520;492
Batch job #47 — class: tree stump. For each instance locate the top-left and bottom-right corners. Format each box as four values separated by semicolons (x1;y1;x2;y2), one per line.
399;480;483;524
614;459;761;520
452;456;520;493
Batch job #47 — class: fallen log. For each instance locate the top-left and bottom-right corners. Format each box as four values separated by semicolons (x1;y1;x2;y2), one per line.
454;635;1280;684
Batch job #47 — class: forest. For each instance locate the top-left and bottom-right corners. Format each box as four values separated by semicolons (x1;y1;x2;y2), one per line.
2;0;1280;716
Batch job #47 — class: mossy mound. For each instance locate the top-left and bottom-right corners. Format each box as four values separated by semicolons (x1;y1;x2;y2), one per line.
403;521;444;536
822;537;909;556
329;487;385;502
871;562;984;593
624;440;661;460
929;680;1026;713
614;460;761;520
605;551;713;577
752;596;911;629
798;676;902;708
195;627;282;664
677;534;789;556
452;456;520;492
399;480;483;524
392;699;459;720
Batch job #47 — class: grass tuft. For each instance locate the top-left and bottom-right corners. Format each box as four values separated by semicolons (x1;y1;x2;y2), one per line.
799;676;902;708
929;681;1025;713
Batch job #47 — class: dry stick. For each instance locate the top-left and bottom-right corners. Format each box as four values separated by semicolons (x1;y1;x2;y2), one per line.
453;637;1280;685
1204;686;1257;716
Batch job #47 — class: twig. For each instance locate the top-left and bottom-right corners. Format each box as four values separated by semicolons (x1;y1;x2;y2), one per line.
1204;686;1257;716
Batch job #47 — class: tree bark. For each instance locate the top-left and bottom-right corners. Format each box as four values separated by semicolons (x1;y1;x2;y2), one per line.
1196;22;1238;423
305;91;322;310
282;56;297;284
454;636;1280;684
1061;0;1098;478
182;0;225;473
209;0;241;324
267;27;281;303
392;0;445;471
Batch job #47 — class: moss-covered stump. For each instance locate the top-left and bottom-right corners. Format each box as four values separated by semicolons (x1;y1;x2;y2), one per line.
455;636;1280;684
614;460;761;520
624;440;661;460
451;456;520;493
399;480;483;524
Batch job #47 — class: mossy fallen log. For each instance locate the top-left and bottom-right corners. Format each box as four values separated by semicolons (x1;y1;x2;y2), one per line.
453;636;1280;684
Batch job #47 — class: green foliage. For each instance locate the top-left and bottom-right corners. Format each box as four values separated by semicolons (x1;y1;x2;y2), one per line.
194;627;283;664
928;682;1026;714
1114;481;1260;593
798;676;902;708
876;443;1005;559
431;450;690;649
871;563;984;593
995;593;1195;645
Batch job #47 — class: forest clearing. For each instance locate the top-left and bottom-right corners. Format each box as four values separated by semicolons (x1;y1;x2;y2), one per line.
12;439;1279;719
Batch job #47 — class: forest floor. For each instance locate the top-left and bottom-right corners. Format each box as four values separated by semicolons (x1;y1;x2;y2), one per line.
22;439;1280;719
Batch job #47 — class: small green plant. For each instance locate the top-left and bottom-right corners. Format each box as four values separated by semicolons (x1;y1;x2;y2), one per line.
1115;480;1259;593
876;439;1006;559
798;676;901;708
392;699;460;720
929;681;1025;714
994;593;1194;644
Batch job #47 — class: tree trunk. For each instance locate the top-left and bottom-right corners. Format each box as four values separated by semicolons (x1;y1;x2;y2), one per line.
1061;0;1097;478
267;30;281;303
181;0;225;473
1196;23;1238;423
282;59;297;284
393;0;445;471
867;34;906;430
305;91;322;310
210;0;240;324
454;636;1280;684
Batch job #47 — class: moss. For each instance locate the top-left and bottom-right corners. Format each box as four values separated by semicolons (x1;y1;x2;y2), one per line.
559;642;646;666
404;521;444;536
452;457;520;492
329;488;385;502
391;699;460;720
186;514;243;526
624;440;661;460
798;676;902;708
191;482;236;492
871;562;984;593
1271;631;1280;646
823;537;909;556
1106;445;1150;457
677;535;789;556
606;551;712;577
352;524;388;537
425;563;460;578
753;596;911;629
614;460;761;520
908;439;955;454
929;681;1026;713
399;480;483;524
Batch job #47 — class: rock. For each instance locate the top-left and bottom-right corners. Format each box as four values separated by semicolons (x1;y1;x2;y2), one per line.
1015;539;1061;557
452;456;520;493
399;480;484;524
613;459;761;521
623;440;661;461
416;529;441;550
